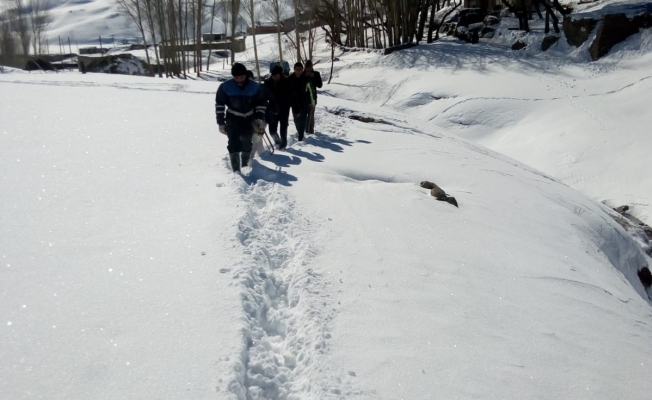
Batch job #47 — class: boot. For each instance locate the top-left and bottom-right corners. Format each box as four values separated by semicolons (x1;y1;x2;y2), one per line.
229;152;240;173
241;152;251;168
280;132;287;149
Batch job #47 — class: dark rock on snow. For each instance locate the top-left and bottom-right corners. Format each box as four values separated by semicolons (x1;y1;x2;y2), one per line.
589;13;640;61
541;35;560;52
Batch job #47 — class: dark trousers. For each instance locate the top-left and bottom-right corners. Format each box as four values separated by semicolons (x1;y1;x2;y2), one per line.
293;110;308;141
268;106;290;146
226;118;254;154
307;105;316;134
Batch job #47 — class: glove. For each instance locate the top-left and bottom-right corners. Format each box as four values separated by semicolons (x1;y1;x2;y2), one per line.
219;125;226;135
252;119;266;134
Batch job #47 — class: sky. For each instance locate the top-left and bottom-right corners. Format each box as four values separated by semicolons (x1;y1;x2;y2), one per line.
2;2;652;399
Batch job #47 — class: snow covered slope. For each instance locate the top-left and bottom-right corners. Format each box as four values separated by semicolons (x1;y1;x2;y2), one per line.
2;2;652;398
322;29;652;224
1;68;652;399
44;0;284;46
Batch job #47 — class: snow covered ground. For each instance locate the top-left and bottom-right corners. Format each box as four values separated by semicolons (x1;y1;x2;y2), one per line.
3;2;652;399
320;27;652;225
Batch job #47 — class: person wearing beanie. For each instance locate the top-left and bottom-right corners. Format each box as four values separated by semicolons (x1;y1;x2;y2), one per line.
231;62;247;76
287;61;312;141
303;60;322;134
264;64;292;149
215;62;268;173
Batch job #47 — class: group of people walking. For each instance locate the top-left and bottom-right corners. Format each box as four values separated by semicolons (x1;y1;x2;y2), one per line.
215;60;322;173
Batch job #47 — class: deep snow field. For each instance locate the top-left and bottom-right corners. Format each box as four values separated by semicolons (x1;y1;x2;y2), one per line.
2;2;652;399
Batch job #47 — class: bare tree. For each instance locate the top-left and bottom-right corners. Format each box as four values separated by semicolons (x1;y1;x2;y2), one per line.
205;0;218;71
0;9;18;65
142;0;163;77
262;0;288;64
302;0;319;61
114;0;152;65
194;0;208;76
28;0;51;55
242;0;261;80
430;0;460;43
152;0;172;76
10;0;30;54
292;0;301;62
228;0;241;64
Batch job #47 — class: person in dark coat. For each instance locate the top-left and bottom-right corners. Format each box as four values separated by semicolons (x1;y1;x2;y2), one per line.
287;62;312;141
264;65;292;149
303;60;322;134
215;62;267;172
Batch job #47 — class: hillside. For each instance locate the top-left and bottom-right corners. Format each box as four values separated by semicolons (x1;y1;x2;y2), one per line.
2;1;652;399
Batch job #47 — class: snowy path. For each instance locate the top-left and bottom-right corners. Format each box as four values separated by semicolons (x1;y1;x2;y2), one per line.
215;165;363;399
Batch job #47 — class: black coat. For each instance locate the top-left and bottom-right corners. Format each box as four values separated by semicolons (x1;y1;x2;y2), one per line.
288;73;312;115
306;71;323;102
263;76;292;113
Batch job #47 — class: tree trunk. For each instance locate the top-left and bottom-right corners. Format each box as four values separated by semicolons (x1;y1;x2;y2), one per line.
249;0;261;80
294;0;302;62
416;0;430;43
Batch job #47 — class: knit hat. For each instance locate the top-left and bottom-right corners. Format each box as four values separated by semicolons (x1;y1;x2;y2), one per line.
271;65;283;75
294;62;303;69
305;60;313;69
231;62;247;76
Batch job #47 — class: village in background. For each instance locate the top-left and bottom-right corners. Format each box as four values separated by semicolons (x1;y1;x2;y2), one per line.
1;0;650;80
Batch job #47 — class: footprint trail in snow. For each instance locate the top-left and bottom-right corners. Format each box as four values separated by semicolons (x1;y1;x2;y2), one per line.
218;163;364;400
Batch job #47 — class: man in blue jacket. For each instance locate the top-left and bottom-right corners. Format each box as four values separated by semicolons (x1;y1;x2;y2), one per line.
215;63;267;173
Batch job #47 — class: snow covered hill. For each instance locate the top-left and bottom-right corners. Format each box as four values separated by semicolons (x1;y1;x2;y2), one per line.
2;2;652;399
2;69;652;399
321;25;652;225
44;0;283;46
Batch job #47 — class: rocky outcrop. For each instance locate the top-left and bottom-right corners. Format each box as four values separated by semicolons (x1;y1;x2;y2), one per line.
78;53;154;76
633;12;652;28
611;205;652;295
480;27;496;38
541;35;560;51
563;10;652;60
589;13;640;60
639;267;652;291
611;205;652;253
511;40;527;50
563;17;598;47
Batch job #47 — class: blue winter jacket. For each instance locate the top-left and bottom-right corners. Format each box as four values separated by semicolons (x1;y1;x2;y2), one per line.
215;78;267;126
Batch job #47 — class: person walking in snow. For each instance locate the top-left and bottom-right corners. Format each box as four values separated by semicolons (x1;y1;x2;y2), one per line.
288;62;313;141
264;65;292;149
215;62;267;173
303;60;322;135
